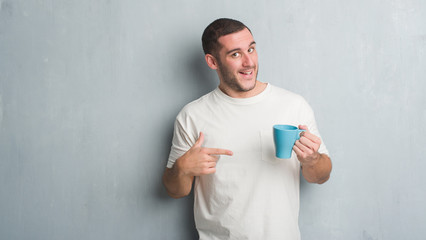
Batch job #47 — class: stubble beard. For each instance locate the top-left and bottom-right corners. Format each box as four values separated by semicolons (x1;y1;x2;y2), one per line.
217;60;259;93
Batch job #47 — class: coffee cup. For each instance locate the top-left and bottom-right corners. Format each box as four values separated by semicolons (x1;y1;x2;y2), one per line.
273;125;306;159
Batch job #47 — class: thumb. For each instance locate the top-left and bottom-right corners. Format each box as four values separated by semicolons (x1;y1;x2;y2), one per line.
298;125;309;131
193;132;204;148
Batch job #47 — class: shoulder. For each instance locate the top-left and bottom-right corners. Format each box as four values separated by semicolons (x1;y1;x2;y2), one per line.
268;84;307;105
176;90;216;119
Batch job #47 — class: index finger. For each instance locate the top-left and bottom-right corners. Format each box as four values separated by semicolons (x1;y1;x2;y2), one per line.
301;131;321;144
204;148;233;156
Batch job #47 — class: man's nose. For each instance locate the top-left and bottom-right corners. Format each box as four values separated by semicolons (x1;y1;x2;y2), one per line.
242;54;254;67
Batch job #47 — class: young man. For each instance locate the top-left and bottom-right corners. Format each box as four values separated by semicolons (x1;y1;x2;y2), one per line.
163;18;332;239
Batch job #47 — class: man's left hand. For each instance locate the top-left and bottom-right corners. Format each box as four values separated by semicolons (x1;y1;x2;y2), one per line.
293;125;321;166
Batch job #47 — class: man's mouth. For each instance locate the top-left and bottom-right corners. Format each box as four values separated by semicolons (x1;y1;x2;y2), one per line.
239;69;254;76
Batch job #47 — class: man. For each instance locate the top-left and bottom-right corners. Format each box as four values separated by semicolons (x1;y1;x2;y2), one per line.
163;18;332;239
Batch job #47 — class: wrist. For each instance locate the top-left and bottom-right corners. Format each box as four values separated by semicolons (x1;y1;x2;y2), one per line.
301;152;321;167
175;156;192;178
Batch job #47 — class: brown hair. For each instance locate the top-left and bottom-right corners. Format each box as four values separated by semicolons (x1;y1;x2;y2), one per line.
202;18;251;57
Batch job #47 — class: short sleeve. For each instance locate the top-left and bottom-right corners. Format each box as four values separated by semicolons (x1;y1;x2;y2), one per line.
166;111;198;168
299;98;329;156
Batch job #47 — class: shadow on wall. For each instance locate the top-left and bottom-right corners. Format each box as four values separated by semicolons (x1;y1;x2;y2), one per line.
151;40;218;201
149;113;198;239
153;44;218;199
185;44;219;97
0;94;3;134
150;47;216;240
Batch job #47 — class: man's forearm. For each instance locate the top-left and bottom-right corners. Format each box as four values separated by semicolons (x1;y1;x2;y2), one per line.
301;153;332;184
162;164;194;198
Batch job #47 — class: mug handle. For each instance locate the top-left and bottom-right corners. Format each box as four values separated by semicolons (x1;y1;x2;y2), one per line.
296;129;306;140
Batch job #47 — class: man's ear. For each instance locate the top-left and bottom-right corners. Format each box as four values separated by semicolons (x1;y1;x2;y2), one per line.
205;54;218;70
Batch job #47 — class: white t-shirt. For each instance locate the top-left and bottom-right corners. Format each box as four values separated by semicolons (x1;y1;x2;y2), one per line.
167;84;328;240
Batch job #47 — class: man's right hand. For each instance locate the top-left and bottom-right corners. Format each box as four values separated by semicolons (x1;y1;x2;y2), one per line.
176;132;233;177
163;132;233;198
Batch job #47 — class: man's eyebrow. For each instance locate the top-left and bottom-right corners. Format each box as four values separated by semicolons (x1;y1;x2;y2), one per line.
226;41;257;55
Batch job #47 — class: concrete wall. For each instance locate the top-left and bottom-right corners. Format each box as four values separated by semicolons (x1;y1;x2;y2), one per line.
1;0;425;239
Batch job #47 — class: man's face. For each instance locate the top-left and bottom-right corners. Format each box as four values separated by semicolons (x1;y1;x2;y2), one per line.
215;28;258;94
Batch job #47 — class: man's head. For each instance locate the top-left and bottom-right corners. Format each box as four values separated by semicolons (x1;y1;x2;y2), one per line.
202;18;251;58
202;18;259;98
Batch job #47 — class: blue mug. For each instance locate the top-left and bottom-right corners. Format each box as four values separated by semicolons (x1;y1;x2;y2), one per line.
273;125;306;159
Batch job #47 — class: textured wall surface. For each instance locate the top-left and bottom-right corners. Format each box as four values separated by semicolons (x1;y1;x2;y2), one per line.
1;0;425;239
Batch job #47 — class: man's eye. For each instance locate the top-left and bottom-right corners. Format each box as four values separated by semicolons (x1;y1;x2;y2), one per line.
232;52;240;57
248;48;254;53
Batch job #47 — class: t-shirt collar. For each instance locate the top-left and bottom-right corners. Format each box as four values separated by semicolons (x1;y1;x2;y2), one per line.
214;83;271;105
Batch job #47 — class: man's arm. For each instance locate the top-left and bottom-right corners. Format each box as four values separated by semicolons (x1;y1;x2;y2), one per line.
162;132;233;198
299;153;331;184
162;166;195;199
293;125;332;184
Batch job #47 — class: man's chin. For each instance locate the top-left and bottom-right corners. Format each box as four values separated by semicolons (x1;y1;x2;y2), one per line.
239;79;257;92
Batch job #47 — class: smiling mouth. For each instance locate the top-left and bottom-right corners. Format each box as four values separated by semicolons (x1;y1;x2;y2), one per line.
239;69;254;76
240;71;252;75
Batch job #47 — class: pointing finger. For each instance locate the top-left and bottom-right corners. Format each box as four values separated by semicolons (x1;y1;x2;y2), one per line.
205;148;233;156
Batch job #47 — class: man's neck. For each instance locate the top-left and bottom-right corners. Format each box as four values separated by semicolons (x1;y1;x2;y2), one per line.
219;81;267;98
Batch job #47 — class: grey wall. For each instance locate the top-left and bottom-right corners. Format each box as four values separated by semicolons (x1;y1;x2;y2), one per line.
1;0;425;239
